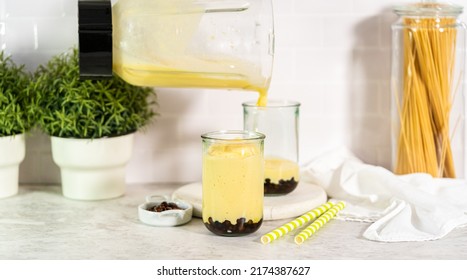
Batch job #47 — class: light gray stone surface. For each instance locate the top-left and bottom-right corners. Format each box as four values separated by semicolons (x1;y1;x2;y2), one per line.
1;185;466;260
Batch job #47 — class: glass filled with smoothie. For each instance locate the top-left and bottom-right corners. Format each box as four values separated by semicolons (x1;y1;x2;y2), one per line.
243;100;300;195
201;130;265;236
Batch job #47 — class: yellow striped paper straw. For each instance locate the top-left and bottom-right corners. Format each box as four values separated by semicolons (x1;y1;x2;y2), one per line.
261;201;334;244
294;201;346;245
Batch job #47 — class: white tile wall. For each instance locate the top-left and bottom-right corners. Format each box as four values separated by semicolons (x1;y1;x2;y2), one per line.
1;0;466;184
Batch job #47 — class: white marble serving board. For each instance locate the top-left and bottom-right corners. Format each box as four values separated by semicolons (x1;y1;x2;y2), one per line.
172;181;327;221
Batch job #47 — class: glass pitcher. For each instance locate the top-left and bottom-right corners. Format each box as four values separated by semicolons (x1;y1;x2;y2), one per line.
79;0;274;101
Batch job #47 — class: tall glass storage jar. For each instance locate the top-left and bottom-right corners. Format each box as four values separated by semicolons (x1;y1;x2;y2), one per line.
391;2;466;178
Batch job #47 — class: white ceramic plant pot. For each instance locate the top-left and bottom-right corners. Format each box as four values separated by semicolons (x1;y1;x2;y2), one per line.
0;134;26;199
51;133;134;200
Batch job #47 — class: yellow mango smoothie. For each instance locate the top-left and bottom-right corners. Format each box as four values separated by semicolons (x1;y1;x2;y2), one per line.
114;63;268;106
264;157;300;195
202;132;264;236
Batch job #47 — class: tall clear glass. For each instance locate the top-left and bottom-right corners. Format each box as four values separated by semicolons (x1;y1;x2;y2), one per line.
201;130;265;236
391;2;466;178
243;100;300;195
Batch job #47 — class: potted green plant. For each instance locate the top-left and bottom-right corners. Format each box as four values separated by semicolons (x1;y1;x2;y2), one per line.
33;49;156;200
0;52;33;198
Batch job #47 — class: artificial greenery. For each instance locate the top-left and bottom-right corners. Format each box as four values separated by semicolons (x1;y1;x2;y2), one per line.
33;49;156;138
0;52;33;137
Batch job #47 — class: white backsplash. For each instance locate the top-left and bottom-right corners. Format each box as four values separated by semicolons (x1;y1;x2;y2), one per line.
2;0;466;184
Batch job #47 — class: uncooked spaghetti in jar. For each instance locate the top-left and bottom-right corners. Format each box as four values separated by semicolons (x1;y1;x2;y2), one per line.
391;2;466;178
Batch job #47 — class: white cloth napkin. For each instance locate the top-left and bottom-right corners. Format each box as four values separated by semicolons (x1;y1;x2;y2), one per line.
302;147;467;242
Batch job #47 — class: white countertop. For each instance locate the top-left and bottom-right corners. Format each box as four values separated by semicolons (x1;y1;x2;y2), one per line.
1;184;467;260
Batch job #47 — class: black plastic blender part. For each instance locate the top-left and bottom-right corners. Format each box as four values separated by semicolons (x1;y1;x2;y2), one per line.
78;0;113;79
